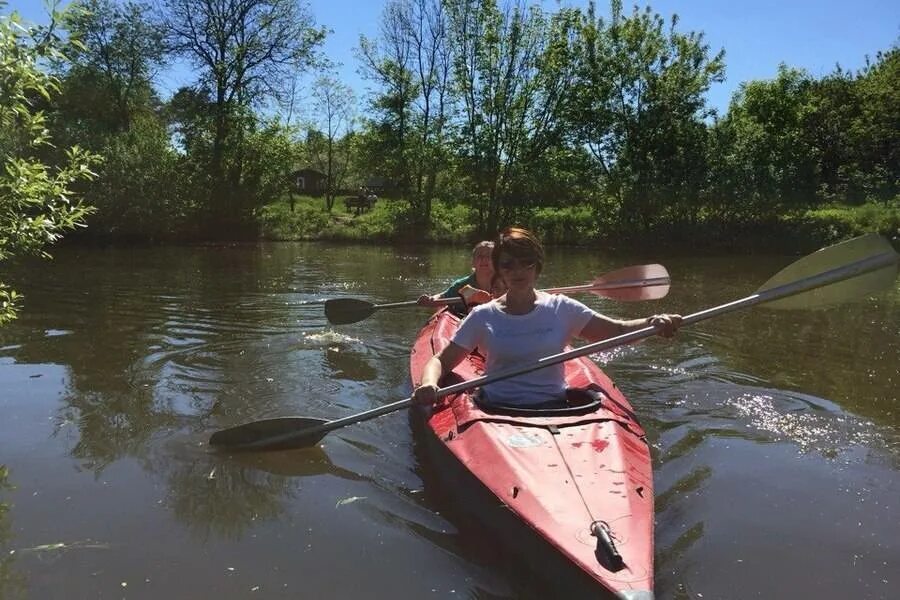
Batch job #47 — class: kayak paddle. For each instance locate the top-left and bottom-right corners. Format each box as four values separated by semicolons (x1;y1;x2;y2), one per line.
209;234;898;451
324;263;671;325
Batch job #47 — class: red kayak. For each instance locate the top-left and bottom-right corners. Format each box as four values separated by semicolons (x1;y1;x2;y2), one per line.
409;308;654;600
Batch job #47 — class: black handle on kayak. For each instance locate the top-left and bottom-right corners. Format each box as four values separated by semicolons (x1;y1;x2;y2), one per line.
592;521;625;572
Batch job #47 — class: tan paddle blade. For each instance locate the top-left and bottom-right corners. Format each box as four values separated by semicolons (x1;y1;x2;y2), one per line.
209;417;330;450
545;264;670;301
591;263;670;300
324;298;376;325
758;234;899;310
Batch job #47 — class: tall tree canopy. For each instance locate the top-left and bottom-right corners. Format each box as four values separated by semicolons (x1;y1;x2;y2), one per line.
60;0;166;135
163;0;325;233
571;0;725;229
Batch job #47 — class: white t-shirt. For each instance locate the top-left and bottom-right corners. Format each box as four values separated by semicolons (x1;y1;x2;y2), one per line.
452;292;596;406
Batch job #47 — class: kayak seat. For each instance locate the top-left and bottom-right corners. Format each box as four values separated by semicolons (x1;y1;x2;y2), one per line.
473;386;605;417
448;303;469;318
565;386;604;407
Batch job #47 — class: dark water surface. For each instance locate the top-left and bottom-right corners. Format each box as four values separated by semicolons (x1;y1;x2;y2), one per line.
0;243;897;599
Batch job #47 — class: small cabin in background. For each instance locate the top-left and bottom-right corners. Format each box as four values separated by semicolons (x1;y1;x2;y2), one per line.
292;168;327;196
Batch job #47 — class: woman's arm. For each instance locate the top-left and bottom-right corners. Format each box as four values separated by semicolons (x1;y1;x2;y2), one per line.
579;313;682;343
412;341;470;404
416;294;442;307
417;274;474;307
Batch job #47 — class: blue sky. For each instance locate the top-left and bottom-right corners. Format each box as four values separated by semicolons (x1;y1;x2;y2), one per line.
5;0;899;115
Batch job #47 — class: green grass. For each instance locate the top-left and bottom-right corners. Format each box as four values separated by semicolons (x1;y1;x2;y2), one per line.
802;201;900;242
258;194;478;243
257;195;336;239
258;194;900;251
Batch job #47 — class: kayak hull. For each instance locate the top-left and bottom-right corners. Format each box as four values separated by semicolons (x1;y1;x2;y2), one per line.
409;309;655;599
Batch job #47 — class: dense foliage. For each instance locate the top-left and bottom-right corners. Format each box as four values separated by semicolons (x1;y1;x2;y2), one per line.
1;0;897;255
0;3;98;324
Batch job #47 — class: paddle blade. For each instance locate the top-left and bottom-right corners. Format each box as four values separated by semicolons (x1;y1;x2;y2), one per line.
325;298;375;325
758;234;899;310
591;264;671;301
209;417;330;451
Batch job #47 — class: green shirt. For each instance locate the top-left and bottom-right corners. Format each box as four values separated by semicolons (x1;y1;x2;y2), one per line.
438;273;477;299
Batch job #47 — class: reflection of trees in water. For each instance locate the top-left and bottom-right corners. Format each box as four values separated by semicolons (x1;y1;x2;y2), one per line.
162;446;365;540
55;389;186;472
1;242;439;486
655;522;705;599
0;246;408;545
655;466;708;597
659;428;765;463
164;455;296;541
4;245;336;462
0;466;27;600
655;466;712;515
691;299;899;432
644;255;899;432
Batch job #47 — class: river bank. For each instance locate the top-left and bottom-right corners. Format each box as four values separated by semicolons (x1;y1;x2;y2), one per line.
257;196;899;254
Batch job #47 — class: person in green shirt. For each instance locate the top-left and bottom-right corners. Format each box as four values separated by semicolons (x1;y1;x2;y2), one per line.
418;241;502;309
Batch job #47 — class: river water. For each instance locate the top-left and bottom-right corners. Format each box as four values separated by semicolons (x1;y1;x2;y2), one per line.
0;242;897;599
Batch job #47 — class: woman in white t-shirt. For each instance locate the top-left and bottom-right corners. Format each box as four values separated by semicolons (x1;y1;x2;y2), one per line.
412;227;682;408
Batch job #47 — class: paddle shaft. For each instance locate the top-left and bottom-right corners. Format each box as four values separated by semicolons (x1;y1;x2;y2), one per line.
368;276;672;310
236;249;897;450
547;276;670;295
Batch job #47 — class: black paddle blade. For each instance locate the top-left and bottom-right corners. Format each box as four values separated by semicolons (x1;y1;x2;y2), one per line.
209;417;330;451
324;298;376;325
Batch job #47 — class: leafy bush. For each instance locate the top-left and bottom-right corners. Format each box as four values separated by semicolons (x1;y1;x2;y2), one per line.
1;8;99;324
428;201;477;242
802;201;900;244
84;116;186;239
258;198;333;239
528;205;596;244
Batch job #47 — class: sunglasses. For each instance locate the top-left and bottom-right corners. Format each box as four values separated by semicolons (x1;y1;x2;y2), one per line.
497;257;537;271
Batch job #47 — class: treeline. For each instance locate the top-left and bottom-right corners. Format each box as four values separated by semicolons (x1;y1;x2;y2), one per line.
5;0;900;244
355;0;898;239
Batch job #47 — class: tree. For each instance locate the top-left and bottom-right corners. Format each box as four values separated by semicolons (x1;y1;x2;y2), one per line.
242;119;302;215
308;76;356;212
49;0;179;240
0;5;99;324
801;67;860;204
358;0;417;202
446;0;578;232
60;0;166;135
850;46;899;203
403;0;452;222
571;0;724;230
162;0;325;233
710;66;819;219
359;0;455;226
708;48;897;219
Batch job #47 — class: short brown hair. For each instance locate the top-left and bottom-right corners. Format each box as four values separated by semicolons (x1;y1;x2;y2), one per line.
493;227;544;275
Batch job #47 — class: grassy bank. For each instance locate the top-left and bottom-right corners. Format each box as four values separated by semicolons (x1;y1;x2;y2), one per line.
258;195;899;253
